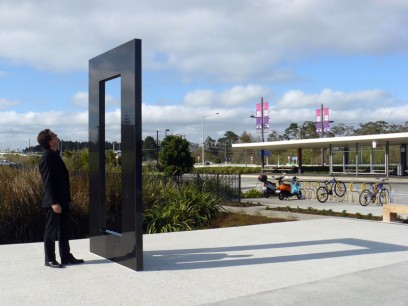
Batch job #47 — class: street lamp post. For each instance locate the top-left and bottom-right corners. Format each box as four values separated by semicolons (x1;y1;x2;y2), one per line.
319;104;334;166
156;129;159;164
260;97;265;171
250;97;265;171
156;129;169;165
202;112;219;166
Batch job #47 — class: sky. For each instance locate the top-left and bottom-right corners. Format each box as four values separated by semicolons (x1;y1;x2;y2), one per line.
1;0;408;151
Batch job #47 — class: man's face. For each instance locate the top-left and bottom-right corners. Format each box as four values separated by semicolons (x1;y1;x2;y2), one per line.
49;132;59;151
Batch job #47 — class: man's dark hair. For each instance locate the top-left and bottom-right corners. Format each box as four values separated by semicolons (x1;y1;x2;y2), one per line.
37;129;52;149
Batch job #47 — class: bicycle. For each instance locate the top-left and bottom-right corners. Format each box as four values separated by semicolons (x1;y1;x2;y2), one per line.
316;175;347;203
359;178;390;206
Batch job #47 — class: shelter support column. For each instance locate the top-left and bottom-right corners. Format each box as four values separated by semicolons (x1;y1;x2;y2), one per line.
385;142;389;178
355;143;359;176
343;146;349;173
297;148;302;173
400;144;406;176
329;145;333;174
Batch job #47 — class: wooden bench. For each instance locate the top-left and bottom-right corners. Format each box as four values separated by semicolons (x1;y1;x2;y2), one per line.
383;204;408;222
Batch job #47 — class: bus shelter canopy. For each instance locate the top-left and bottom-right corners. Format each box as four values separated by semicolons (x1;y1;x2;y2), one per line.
232;132;408;150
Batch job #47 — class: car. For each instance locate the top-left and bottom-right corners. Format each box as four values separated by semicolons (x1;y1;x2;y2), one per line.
0;159;22;169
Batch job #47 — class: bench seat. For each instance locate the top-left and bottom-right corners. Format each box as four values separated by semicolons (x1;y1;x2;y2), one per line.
383;204;408;222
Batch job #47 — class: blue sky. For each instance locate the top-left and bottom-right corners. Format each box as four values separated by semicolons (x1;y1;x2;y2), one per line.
0;0;408;150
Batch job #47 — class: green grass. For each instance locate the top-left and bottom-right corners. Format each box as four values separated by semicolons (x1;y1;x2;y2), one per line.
208;211;293;228
266;206;383;221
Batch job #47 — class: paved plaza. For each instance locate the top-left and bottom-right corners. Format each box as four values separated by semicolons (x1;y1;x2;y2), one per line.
1;203;407;305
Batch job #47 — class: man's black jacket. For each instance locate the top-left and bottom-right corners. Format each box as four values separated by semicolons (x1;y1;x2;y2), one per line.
39;149;71;208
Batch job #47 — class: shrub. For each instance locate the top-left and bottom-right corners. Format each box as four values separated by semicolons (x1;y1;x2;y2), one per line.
0;154;233;243
241;188;263;198
144;183;223;233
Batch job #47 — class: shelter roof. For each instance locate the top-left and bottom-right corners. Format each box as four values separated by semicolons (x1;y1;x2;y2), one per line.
232;132;408;150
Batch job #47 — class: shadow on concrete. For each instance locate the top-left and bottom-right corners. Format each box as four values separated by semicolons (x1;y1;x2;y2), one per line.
144;238;408;271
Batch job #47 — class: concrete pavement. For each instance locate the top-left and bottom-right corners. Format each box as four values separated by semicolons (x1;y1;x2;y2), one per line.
1;211;407;305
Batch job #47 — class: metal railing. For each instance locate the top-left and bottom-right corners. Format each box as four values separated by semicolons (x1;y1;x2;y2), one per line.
189;173;241;203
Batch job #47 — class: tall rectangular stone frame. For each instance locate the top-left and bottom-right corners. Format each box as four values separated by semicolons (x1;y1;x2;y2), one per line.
89;39;143;271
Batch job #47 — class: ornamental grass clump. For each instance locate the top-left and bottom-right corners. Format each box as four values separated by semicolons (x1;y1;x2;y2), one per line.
0;162;89;244
144;183;223;234
0;167;43;243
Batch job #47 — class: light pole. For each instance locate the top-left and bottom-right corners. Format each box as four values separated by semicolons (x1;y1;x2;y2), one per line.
202;112;219;166
319;104;334;166
165;129;170;137
156;129;159;164
250;97;265;171
224;140;231;164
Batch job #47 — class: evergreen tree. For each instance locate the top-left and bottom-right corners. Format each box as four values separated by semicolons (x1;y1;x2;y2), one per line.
160;135;194;176
143;136;157;161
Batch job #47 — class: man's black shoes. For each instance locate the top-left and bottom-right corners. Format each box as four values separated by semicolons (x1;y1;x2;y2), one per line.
45;260;63;268
45;256;84;267
61;256;84;265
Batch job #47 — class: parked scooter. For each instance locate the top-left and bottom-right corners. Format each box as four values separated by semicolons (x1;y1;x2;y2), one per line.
275;175;302;200
257;174;277;198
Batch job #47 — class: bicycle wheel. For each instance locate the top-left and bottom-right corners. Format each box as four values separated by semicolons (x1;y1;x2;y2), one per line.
379;188;390;205
359;189;372;206
316;186;328;203
334;181;346;197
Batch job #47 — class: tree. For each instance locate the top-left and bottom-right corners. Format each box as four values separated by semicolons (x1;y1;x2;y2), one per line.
299;121;320;139
354;121;389;135
388;123;408;133
160;135;194;176
239;131;253;143
267;130;280;141
329;123;355;137
217;131;239;163
284;123;300;140
223;131;239;144
234;131;257;164
204;136;218;161
143;136;156;161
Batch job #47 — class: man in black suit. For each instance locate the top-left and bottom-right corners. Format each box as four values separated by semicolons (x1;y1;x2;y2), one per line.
37;129;84;268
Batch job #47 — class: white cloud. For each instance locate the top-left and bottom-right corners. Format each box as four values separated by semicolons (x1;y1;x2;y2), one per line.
182;85;270;107
277;89;391;109
0;98;19;109
220;85;270;106
0;85;407;150
0;110;89;150
0;0;407;81
71;91;119;109
0;1;408;149
182;90;217;107
72;92;88;107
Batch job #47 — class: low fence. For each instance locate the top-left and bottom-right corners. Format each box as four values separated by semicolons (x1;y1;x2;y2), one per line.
183;174;402;205
186;173;241;203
